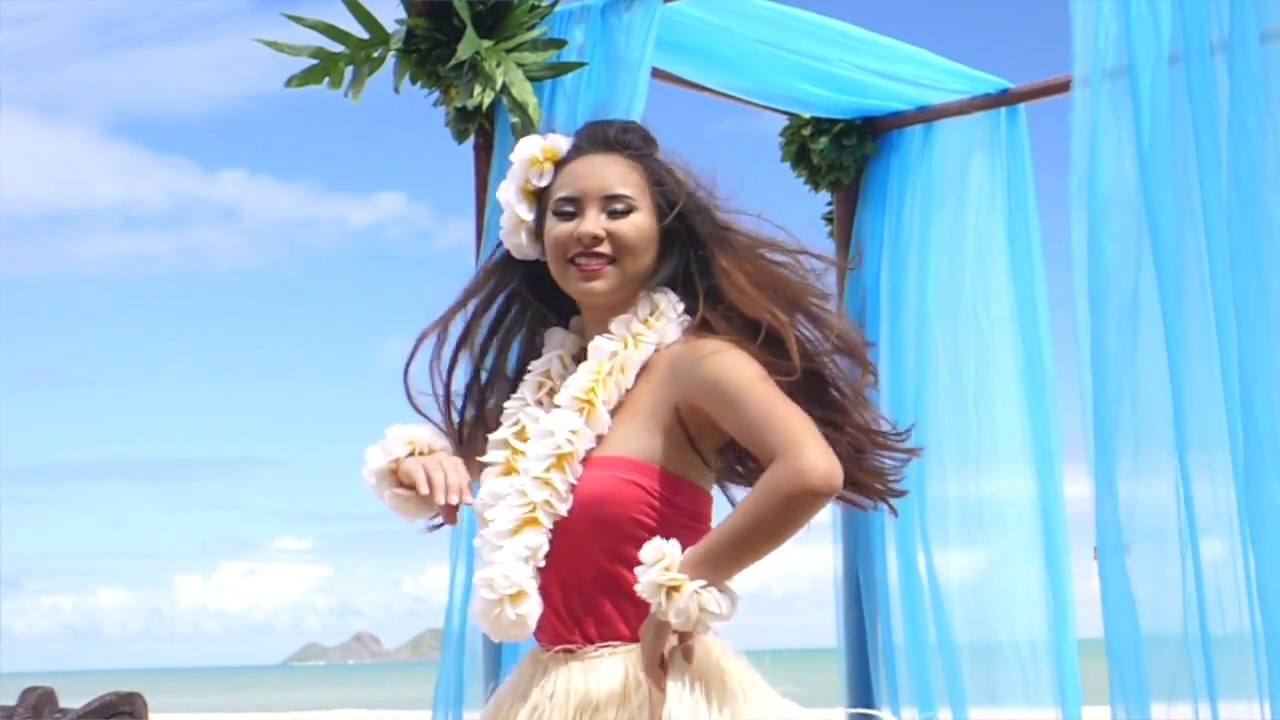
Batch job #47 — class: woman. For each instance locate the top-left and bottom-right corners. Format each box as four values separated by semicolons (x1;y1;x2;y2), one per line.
362;119;917;719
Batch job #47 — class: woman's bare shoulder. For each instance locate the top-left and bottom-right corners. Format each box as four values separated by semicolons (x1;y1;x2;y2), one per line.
663;335;770;389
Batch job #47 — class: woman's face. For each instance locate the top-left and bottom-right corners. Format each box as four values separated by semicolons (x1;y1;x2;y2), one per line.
541;153;660;321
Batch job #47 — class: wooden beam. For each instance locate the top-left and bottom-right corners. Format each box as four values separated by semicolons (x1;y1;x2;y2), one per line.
863;25;1279;134
865;75;1070;133
648;65;1070;132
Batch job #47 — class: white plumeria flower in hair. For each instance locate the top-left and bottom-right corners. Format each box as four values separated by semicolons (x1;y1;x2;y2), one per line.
510;133;572;189
497;176;537;223
498;208;542;261
495;133;573;261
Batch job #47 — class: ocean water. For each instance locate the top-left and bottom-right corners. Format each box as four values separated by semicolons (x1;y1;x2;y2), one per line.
11;651;830;712
0;640;1261;713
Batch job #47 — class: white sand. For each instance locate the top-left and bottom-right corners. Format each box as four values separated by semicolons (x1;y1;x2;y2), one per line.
151;711;853;720
149;707;844;712
154;714;429;720
153;714;433;720
151;704;1270;720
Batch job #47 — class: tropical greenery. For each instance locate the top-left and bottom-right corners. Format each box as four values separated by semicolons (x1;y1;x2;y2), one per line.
778;115;878;241
256;0;585;143
256;0;587;255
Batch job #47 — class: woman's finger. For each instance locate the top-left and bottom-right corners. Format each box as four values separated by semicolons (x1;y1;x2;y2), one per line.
397;459;431;499
640;636;667;691
646;651;667;691
452;457;475;505
443;456;468;506
677;631;695;664
420;456;449;507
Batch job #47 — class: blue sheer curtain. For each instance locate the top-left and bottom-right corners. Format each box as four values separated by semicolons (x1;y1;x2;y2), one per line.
657;2;1082;718
1069;1;1279;719
653;0;1007;116
845;110;1081;720
431;1;661;717
435;0;1085;715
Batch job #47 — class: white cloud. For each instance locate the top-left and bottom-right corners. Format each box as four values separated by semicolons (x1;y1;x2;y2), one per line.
269;536;316;552
0;559;450;640
0;0;402;123
733;491;1109;642
401;563;453;601
0;0;465;274
0;108;458;273
735;532;995;601
737;539;836;598
0;585;147;638
172;561;333;620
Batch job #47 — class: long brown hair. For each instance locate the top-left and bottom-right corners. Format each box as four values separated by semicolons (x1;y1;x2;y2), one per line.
405;119;917;512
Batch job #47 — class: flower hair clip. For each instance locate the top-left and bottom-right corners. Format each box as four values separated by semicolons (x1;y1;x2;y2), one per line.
495;132;573;261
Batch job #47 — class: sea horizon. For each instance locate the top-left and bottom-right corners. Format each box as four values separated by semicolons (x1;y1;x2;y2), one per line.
1;642;850;676
2;643;1107;712
2;637;1264;713
3;647;843;712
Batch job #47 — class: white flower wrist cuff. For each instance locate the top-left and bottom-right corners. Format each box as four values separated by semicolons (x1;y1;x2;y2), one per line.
361;423;453;521
633;537;739;634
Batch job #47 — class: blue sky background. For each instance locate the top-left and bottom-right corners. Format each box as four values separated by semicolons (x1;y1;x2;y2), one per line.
0;0;1095;673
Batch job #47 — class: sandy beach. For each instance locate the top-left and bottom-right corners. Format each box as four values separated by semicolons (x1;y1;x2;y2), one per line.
150;704;1269;720
149;707;855;712
151;711;850;720
147;707;849;712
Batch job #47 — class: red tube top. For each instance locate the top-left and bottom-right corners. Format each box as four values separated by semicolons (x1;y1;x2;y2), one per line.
534;455;712;649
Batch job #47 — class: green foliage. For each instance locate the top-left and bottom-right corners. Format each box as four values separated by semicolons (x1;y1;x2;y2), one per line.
779;115;877;240
255;0;586;144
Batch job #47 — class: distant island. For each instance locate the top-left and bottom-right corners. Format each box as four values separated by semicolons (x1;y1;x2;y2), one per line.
281;628;442;665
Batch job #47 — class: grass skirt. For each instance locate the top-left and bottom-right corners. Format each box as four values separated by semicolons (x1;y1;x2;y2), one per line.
480;635;805;720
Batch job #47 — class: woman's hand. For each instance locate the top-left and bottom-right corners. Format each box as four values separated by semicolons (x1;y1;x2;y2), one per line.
639;613;694;691
397;452;473;525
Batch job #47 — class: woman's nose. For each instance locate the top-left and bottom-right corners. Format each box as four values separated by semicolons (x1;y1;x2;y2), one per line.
575;212;607;244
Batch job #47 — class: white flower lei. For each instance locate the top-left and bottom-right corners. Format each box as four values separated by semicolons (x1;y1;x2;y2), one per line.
469;287;690;641
361;133;736;641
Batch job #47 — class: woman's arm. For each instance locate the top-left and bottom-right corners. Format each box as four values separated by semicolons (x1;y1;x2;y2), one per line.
673;338;844;586
363;423;473;525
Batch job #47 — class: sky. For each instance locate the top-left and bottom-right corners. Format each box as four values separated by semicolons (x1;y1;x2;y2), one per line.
0;0;1093;673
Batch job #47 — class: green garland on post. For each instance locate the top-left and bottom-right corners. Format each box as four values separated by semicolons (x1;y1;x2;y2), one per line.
778;115;878;241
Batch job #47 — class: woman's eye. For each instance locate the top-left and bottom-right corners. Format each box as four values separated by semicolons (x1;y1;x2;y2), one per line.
550;209;577;221
606;206;634;219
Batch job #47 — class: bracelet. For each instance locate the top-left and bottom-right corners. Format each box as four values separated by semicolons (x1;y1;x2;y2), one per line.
632;537;739;634
361;423;454;521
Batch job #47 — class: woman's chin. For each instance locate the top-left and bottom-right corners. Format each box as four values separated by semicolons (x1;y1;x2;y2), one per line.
563;279;645;320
